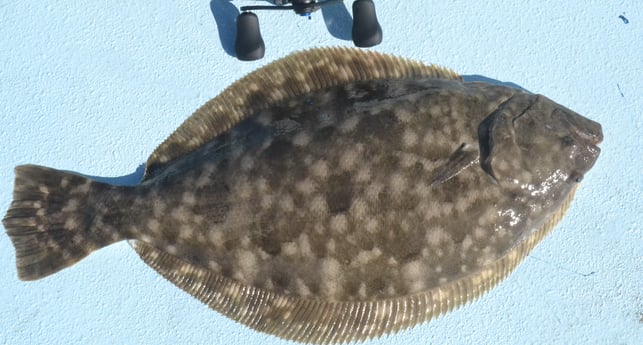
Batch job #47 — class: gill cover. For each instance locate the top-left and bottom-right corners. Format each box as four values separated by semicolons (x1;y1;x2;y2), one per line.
477;91;602;191
477;93;535;183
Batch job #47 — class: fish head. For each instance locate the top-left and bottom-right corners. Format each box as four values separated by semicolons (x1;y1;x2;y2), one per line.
478;91;602;194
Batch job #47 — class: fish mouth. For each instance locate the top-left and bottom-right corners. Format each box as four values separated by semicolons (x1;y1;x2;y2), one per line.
552;107;603;147
560;108;603;146
574;131;602;180
562;111;603;179
585;134;602;157
579;123;602;168
587;142;601;159
562;110;603;173
572;124;603;146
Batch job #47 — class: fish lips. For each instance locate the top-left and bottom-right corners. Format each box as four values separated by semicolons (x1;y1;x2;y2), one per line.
553;108;603;181
570;142;601;183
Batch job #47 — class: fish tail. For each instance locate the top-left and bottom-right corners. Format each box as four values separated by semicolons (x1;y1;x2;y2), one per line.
3;165;125;281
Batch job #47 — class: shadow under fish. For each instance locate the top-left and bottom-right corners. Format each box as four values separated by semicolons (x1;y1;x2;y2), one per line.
3;47;603;344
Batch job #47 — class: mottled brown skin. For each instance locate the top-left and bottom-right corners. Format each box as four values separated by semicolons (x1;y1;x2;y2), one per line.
81;78;599;301
133;79;510;300
3;48;603;343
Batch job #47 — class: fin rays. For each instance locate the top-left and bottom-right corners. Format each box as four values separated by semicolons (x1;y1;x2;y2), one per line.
130;188;575;343
144;47;460;180
3;165;123;280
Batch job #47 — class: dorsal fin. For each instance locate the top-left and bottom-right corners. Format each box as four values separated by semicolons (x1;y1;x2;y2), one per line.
143;47;461;179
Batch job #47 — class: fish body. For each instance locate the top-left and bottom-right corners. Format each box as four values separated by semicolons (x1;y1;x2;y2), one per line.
3;47;602;343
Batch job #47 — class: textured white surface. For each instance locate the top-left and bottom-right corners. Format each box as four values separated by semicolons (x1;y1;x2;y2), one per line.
0;1;641;344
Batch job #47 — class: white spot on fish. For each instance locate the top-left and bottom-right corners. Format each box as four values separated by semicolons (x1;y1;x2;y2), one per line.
62;199;79;212
240;155;255;172
402;260;426;293
73;182;91;194
320;258;342;297
296;178;316;196
426;226;448;247
64;217;78;230
261;194;274;209
237;179;253;201
310;195;328;215
355;165;372;183
330;214;348;234
182;192;196;205
240;235;251;248
255;177;269;194
235;250;258;283
326;238;336;254
353;247;382;266
365;182;384;202
473;226;487;240
207;260;220;271
140;234;153;243
415;181;431;198
282;242;298;257
279;194;295;213
455;194;474;213
402;129;418;148
358;282;367;299
349;198;368;220
179;225;194;240
339;146;361;171
296;278;311;296
166;245;178;255
196;163;216;187
365;218;379;233
146;219;161;233
339;115;360;133
394;108;413;123
152;200;167;218
389;173;407;195
385;283;396;296
171;206;191;222
316;112;335;127
310;159;329;179
208;229;224;247
461;235;473;252
256;110;273;126
292;131;312;147
297;233;313;257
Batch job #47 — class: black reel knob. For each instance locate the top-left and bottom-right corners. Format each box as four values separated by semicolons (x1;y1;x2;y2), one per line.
352;0;382;47
235;12;265;61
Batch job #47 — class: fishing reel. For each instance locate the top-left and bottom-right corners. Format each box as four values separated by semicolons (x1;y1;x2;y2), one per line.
235;0;382;61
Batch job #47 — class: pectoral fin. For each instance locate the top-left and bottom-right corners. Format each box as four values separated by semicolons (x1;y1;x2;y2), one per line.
430;143;479;185
477;111;500;182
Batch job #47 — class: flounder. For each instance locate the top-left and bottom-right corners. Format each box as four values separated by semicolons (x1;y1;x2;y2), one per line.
3;47;602;343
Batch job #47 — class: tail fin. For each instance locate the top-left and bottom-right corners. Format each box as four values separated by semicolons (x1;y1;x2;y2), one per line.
3;165;121;281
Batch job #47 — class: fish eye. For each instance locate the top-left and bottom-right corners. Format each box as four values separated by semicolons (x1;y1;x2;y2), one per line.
561;136;575;147
569;171;584;183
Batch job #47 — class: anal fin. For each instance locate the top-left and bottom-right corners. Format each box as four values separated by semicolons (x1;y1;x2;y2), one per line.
128;186;581;343
128;241;429;343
